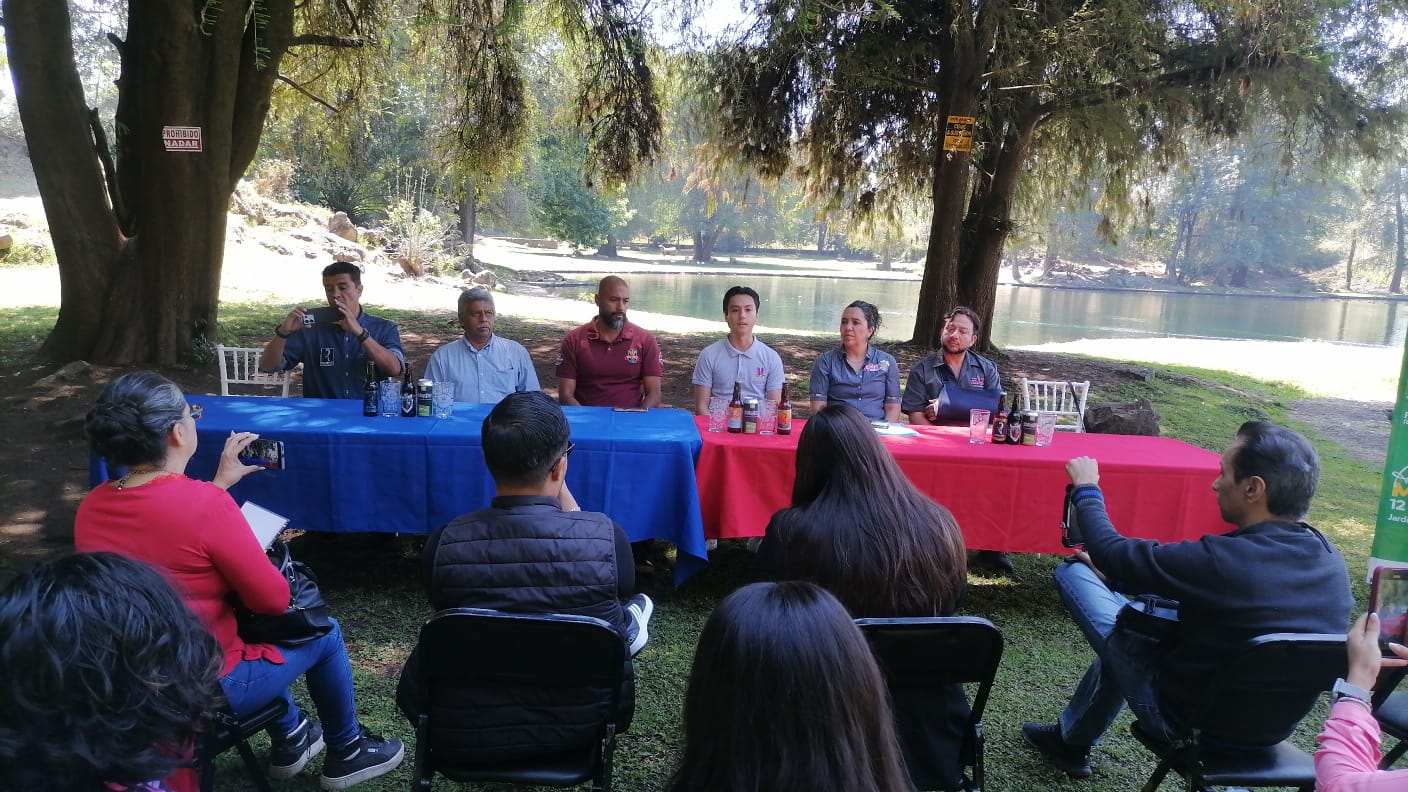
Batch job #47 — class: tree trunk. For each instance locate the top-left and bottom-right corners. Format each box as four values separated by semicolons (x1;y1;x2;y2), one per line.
460;182;477;261
7;0;293;365
693;225;723;262
955;108;1041;354
877;228;892;271
596;231;618;257
1010;254;1021;283
1393;174;1406;294
1344;234;1356;292
1042;222;1058;276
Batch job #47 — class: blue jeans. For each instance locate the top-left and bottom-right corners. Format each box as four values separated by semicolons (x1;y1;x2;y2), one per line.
220;618;360;749
1053;561;1178;746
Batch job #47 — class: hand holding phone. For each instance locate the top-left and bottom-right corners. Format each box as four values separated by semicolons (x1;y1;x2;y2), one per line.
305;306;341;326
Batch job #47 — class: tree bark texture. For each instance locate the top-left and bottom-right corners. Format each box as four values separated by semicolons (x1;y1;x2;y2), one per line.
5;0;293;364
1394;171;1406;294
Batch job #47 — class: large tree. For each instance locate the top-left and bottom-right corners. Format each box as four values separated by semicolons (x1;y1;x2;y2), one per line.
5;0;660;364
706;0;1405;349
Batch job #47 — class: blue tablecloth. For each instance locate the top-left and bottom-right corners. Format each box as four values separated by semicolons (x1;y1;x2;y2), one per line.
91;396;707;583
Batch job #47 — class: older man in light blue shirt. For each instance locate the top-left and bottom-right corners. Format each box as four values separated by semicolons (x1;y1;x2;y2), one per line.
426;287;540;403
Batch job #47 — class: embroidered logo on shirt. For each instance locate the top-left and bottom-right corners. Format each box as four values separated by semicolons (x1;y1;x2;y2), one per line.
625;347;640;364
880;359;891;370
756;366;766;377
320;348;334;366
554;353;564;366
970;376;983;386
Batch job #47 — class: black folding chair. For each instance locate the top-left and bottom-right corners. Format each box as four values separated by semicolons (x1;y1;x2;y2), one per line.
1127;632;1346;792
1371;666;1408;768
197;697;288;792
856;616;1004;792
411;607;626;792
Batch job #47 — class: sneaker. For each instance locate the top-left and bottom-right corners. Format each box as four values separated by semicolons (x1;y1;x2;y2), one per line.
626;593;654;656
319;727;404;790
972;549;1015;573
268;717;324;779
705;538;719;551
1021;722;1092;779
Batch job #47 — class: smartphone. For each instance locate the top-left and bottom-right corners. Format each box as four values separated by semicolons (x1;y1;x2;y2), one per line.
1370;566;1408;655
1060;484;1084;548
238;439;285;470
305;306;341;325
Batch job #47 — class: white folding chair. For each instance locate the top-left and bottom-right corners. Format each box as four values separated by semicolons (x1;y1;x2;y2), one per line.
216;345;293;397
1018;377;1089;432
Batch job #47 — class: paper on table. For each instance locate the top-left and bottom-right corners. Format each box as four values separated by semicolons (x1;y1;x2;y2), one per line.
241;501;289;550
871;422;920;437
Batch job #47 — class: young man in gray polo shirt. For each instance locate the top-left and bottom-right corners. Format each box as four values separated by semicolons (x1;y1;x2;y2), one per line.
691;285;785;415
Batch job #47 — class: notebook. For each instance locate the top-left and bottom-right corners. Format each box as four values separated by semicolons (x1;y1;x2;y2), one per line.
241;501;290;550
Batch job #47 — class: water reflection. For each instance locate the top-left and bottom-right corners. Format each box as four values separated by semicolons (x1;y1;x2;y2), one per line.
615;273;1408;348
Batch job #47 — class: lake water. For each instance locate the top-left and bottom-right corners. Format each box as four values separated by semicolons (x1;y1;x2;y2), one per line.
616;273;1408;348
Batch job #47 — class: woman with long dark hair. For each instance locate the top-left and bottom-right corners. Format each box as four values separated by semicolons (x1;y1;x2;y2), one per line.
0;552;224;791
75;371;403;791
667;581;914;792
808;300;902;422
755;403;970;790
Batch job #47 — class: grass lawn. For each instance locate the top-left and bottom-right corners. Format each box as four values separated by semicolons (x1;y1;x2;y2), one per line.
2;300;1383;791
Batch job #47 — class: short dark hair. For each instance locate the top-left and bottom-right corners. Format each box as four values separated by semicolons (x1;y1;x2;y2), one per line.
322;261;362;285
0;552;223;790
667;581;911;792
458;287;494;315
1232;421;1320;519
85;371;188;467
481;391;571;487
944;305;982;337
778;403;967;616
722;286;760;314
845;300;882;330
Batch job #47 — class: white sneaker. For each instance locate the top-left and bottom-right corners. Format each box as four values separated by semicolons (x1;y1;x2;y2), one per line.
626;593;654;656
705;539;718;551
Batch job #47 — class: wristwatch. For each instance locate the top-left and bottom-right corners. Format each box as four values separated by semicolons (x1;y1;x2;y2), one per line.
274;325;293;339
356;328;371;344
1331;678;1372;707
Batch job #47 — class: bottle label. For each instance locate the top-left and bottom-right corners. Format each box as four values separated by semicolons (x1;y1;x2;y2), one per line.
727;407;743;431
777;408;792;432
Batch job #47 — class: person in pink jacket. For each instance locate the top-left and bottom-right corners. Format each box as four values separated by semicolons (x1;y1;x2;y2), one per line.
1315;611;1408;790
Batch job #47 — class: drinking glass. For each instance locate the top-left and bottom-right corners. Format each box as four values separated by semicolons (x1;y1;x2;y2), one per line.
757;399;778;435
968;408;991;444
1035;411;1058;446
707;396;730;432
432;387;456;419
377;379;400;417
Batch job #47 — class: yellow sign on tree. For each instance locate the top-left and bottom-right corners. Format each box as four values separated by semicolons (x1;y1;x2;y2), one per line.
944;116;975;152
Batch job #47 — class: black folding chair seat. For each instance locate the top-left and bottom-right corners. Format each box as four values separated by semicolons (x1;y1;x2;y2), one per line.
197;697;288;792
856;616;1004;792
1126;632;1345;792
410;607;626;792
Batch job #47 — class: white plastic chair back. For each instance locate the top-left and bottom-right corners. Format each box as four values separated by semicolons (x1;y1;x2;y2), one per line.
1018;378;1090;432
217;345;293;397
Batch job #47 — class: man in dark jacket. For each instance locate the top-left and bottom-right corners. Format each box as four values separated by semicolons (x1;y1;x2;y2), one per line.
1022;420;1352;779
396;391;652;755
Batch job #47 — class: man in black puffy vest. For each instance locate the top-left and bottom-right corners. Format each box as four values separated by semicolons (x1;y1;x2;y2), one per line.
395;391;652;752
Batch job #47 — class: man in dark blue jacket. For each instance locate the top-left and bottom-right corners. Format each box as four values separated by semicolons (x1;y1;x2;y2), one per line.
1022;421;1352;778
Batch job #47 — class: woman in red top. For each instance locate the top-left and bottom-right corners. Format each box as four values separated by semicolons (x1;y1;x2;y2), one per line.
75;371;402;791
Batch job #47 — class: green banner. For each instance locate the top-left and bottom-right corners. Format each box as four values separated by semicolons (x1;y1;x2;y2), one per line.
1370;340;1408;577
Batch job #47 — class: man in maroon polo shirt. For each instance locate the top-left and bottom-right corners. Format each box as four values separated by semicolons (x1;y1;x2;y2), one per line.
556;276;664;408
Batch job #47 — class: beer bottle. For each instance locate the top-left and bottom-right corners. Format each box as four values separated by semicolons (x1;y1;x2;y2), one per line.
991;393;1008;444
727;380;744;433
1008;405;1024;445
777;384;793;436
362;361;379;417
400;365;417;418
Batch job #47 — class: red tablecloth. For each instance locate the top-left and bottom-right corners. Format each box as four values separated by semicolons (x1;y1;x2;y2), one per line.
694;417;1228;553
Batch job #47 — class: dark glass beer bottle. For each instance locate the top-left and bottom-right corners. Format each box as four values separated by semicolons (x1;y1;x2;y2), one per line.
991;393;1008;444
1007;404;1024;445
362;361;379;417
727;380;744;433
400;365;417;418
777;385;793;436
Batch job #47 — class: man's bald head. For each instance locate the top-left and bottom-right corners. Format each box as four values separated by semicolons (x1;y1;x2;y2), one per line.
594;276;631;330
